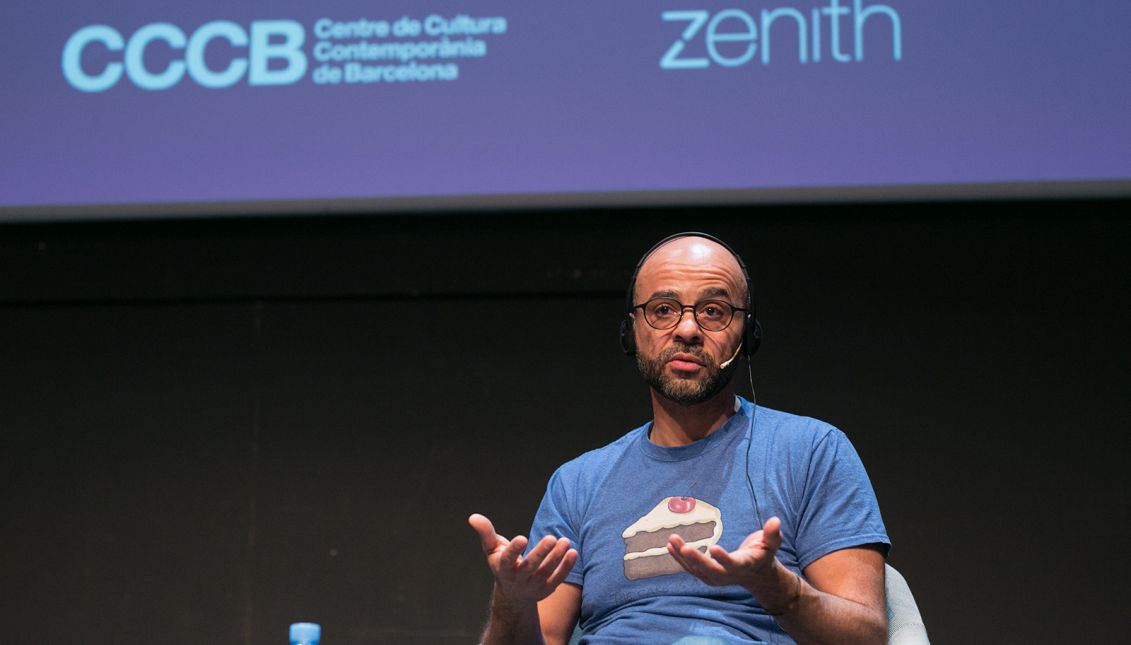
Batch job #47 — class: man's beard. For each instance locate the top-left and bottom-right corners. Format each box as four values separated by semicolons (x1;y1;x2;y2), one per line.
636;342;736;406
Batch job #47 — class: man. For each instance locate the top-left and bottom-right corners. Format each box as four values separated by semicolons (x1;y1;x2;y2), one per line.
470;233;890;644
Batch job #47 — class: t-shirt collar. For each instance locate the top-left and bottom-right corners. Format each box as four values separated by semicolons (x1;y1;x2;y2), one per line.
637;395;751;462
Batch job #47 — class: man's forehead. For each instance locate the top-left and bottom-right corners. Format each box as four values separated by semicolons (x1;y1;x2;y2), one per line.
639;236;743;275
646;235;729;261
635;236;745;296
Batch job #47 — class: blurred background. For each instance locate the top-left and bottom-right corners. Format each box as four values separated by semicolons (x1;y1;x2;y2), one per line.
2;201;1128;643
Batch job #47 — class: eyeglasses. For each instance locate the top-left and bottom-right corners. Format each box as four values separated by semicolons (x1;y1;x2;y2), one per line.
633;298;746;332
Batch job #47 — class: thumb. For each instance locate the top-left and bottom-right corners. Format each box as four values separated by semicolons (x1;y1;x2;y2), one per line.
468;513;502;552
761;516;783;552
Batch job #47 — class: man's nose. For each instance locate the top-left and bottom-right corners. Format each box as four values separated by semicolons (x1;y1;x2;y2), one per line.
673;307;702;344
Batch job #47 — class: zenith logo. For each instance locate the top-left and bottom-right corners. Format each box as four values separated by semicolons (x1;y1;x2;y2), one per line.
660;0;902;69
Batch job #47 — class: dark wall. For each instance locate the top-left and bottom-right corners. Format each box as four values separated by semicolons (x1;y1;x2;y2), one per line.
2;201;1128;644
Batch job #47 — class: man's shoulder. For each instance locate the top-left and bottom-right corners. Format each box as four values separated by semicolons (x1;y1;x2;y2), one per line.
751;403;844;450
536;424;647;516
755;404;837;432
556;423;646;476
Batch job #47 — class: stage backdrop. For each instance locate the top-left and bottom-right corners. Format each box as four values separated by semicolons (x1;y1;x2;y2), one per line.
1;203;1128;644
3;1;1131;219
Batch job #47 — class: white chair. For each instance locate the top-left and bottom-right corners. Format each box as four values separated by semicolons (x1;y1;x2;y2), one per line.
884;563;929;644
567;563;928;644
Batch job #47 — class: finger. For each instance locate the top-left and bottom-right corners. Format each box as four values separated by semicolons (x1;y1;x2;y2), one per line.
673;542;727;580
543;548;579;589
667;534;704;571
710;544;744;570
468;514;502;553
534;537;571;574
740;529;764;549
682;544;724;571
499;534;528;571
518;535;559;575
667;534;691;569
667;543;691;573
688;545;730;579
667;545;696;575
532;538;572;581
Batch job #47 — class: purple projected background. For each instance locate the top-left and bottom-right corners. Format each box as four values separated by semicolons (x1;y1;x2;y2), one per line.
2;1;1130;218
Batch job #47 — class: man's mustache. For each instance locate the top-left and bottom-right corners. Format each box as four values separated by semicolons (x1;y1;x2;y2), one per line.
658;343;715;368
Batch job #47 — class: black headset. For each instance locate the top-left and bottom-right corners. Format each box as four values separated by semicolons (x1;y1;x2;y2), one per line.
619;232;762;357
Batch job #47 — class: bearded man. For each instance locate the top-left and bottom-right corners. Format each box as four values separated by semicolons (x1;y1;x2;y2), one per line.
470;233;890;645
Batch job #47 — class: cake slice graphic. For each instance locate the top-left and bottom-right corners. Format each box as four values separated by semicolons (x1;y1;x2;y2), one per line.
621;496;723;580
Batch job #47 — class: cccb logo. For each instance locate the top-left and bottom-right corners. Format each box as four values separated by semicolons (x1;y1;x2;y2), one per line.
62;20;308;92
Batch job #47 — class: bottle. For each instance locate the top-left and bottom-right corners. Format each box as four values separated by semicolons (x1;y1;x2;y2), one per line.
289;622;321;645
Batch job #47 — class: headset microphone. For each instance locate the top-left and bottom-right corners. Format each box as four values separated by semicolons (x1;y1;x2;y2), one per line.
718;342;744;370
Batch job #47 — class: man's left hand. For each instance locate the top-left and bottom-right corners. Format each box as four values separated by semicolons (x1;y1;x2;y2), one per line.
667;516;784;590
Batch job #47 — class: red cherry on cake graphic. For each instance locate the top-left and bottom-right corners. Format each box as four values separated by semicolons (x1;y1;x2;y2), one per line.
667;496;696;513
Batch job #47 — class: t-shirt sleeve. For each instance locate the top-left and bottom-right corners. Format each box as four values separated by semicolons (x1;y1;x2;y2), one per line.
527;465;585;587
792;428;890;571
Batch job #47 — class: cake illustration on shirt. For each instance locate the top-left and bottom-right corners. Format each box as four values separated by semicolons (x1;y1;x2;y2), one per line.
621;496;723;580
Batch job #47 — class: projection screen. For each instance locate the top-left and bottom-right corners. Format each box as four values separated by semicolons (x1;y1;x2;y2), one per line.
2;1;1129;221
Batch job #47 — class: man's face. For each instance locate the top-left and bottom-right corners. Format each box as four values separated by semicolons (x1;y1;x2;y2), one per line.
632;237;747;405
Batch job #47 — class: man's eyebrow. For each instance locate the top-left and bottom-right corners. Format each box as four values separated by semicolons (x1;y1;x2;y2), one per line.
642;287;735;302
644;289;680;301
699;287;731;299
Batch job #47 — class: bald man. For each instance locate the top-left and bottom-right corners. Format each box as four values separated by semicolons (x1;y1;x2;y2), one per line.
470;233;889;644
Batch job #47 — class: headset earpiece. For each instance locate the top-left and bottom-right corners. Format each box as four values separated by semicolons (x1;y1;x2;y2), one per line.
747;317;762;356
619;317;636;356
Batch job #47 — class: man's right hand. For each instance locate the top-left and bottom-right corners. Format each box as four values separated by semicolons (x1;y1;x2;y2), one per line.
468;513;578;608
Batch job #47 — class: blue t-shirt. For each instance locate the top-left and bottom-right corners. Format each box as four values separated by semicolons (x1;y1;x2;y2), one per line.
528;398;890;645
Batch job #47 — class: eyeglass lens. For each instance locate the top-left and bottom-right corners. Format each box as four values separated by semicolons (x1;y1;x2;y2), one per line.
643;298;734;331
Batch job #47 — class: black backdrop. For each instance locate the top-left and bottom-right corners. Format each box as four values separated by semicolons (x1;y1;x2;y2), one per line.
2;200;1128;644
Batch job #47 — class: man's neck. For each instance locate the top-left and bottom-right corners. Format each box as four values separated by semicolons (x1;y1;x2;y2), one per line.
648;386;738;447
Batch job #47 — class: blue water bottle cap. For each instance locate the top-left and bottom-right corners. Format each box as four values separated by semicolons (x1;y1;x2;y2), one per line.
289;622;321;644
